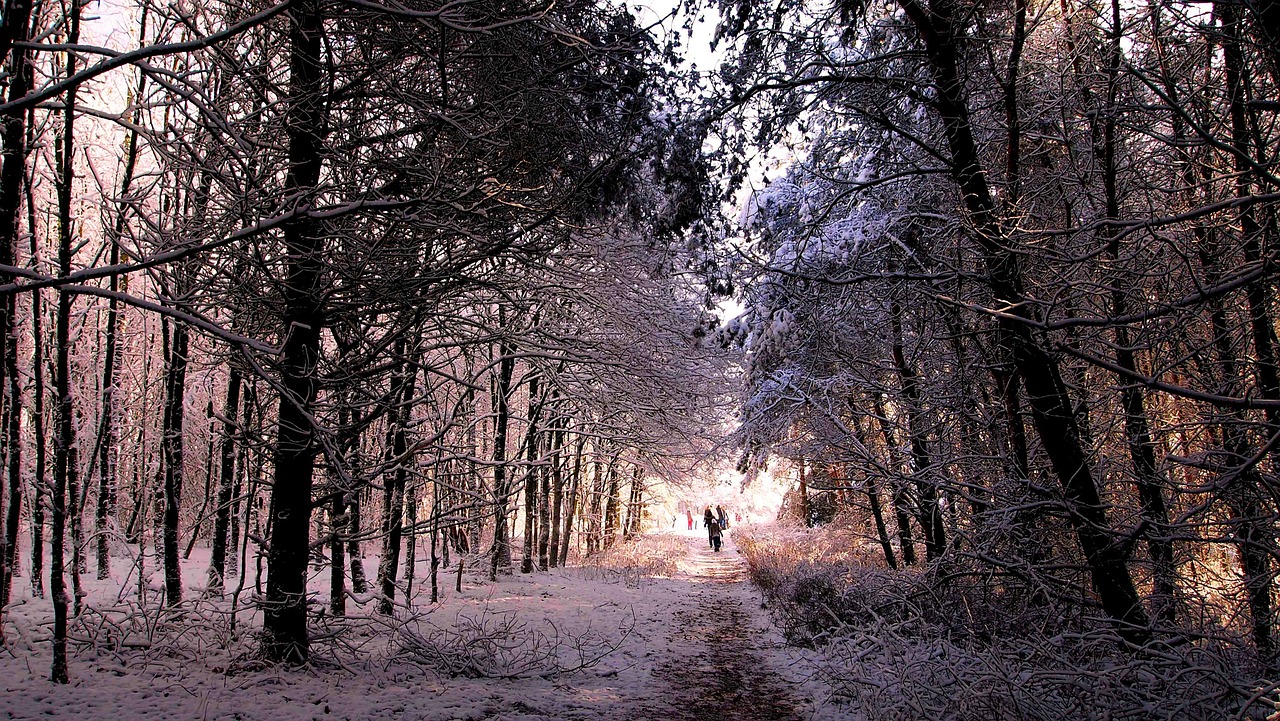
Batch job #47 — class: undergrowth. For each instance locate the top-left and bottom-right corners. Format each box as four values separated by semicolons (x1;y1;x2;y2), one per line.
575;533;689;588
737;523;1280;721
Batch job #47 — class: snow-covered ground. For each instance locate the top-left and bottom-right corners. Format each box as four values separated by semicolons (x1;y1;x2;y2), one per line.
0;526;839;720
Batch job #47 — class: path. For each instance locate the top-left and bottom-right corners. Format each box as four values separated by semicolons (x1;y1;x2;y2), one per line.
635;532;804;721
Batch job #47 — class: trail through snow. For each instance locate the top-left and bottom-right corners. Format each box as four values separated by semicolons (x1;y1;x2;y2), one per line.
637;536;804;720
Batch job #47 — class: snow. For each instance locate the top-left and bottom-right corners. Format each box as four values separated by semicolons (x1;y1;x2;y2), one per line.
0;526;840;720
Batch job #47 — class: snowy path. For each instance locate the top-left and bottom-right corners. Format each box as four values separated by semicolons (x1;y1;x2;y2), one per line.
635;534;803;721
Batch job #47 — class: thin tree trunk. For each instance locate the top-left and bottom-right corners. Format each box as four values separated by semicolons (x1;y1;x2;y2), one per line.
404;484;417;606
1083;0;1177;625
852;414;897;569
586;449;606;555
377;347;417;615
871;391;916;565
27;180;44;598
94;18;145;582
208;366;241;595
326;397;356;615
548;421;566;568
348;488;367;594
520;372;544;573
160;315;189;607
602;457;621;550
558;432;585;565
488;327;516;581
430;480;439;603
230;381;255;583
539;416;559;569
184;403;215;560
797;460;810;528
890;299;945;559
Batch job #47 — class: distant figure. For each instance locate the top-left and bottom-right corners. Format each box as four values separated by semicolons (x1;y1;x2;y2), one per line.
716;504;728;530
686;509;694;531
707;517;723;552
734;511;741;524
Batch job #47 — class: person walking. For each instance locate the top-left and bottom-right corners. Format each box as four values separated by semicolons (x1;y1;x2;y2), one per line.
686;509;694;531
716;504;728;530
703;506;715;531
707;516;723;552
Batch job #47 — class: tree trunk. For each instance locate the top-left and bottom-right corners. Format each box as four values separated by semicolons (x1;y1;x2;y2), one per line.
602;457;621;550
548;421;565;568
93;17;145;581
623;466;644;539
26;155;44;598
208;366;241;595
430;480;439;603
488;328;516;581
262;0;326;664
558;432;585;565
184;403;216;560
161;316;189;607
377;348;417;615
404;484;417;606
0;0;33;617
50;0;83;678
870;392;916;565
851;415;897;569
348;488;367;594
890;299;945;559
586;449;606;555
520;372;544;573
797;461;810;528
1087;0;1177;625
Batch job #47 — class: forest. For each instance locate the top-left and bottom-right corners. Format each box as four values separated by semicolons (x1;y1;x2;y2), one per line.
0;0;1279;718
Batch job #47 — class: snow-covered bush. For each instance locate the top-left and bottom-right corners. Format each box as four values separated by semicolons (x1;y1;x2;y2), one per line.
736;527;1280;720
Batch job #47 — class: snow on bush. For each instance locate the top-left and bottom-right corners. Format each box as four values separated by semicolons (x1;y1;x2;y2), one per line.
736;524;1280;720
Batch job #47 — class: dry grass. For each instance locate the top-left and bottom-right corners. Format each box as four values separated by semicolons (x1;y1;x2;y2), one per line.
575;534;690;588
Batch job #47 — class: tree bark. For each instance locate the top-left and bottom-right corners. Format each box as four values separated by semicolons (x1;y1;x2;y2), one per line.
548;421;566;568
0;0;33;615
377;345;418;615
851;415;897;568
50;0;83;680
93;11;146;581
488;326;516;580
871;391;916;566
890;298;945;560
208;366;241;595
520;372;544;573
161;318;189;607
558;431;585;565
262;0;326;664
1087;0;1177;625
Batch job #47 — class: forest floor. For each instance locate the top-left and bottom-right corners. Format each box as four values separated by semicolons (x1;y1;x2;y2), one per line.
0;527;833;720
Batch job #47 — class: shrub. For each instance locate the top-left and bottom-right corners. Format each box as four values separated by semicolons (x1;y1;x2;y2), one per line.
735;526;1279;720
